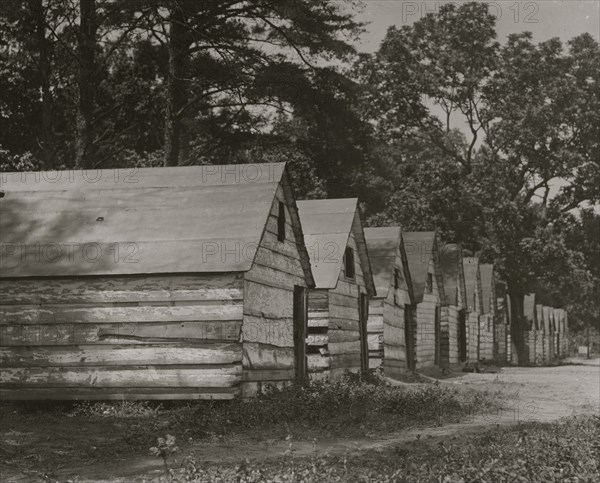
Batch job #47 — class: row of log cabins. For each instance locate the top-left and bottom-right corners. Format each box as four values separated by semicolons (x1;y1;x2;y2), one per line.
0;163;568;400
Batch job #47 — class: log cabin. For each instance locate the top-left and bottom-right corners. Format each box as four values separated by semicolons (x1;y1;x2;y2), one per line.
462;257;483;364
363;227;415;376
478;264;496;362
0;163;315;400
402;232;445;369
296;199;375;379
438;243;468;369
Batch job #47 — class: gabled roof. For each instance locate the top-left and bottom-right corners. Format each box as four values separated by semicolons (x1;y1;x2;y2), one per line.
439;243;466;308
297;199;375;295
402;231;438;303
463;257;481;313
364;226;414;302
0;163;314;285
479;264;495;314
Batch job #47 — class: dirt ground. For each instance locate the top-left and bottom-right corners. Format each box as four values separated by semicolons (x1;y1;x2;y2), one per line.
1;358;598;482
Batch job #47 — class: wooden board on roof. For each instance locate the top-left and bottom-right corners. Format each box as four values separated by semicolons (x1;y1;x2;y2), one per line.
0;163;314;289
439;243;466;308
462;257;480;313
297;198;374;295
479;264;495;314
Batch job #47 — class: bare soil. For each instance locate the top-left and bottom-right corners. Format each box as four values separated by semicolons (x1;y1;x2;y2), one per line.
1;358;598;482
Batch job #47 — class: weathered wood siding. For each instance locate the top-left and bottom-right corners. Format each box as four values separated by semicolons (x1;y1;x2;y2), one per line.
307;288;330;378
479;314;494;361
242;185;308;396
368;244;412;375
440;306;461;366
328;230;367;378
0;274;244;400
415;258;442;369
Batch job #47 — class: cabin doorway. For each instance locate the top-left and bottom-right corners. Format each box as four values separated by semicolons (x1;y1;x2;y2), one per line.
404;305;416;372
434;305;441;365
358;293;369;371
293;286;308;382
458;310;467;362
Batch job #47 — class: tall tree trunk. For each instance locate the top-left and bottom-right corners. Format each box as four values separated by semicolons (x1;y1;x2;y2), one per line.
76;0;97;169
32;0;54;166
164;3;191;167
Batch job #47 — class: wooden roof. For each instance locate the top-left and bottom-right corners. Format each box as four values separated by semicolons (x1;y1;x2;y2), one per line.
462;257;481;313
479;264;495;314
0;163;314;284
439;243;466;308
364;226;414;301
402;231;438;303
297;199;375;295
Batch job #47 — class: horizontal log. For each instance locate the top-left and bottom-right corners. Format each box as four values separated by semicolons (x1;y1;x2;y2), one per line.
328;304;359;321
0;387;239;401
329;353;360;370
0;321;242;346
328;330;359;343
0;274;244;305
244;264;305;291
242;342;294;370
0;343;241;367
328;341;361;355
308;313;329;328
368;334;381;351
307;334;328;346
244;282;293;319
328;292;359;309
241;368;295;382
241;315;293;347
0;365;242;388
0;304;243;325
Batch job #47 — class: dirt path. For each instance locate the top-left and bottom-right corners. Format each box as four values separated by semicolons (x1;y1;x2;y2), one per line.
6;359;600;482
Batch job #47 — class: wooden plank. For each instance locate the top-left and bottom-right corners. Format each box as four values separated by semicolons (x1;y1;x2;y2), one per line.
242;369;295;382
328;341;361;355
0;343;241;367
0;321;242;346
0;365;242;388
0;387;239;401
0;274;243;305
308;314;329;328
0;304;243;325
368;334;381;351
328;292;359;309
244;282;293;318
307;334;328;346
329;304;359;321
242;342;294;370
244;264;305;290
329;353;360;369
328;330;359;343
241;315;293;347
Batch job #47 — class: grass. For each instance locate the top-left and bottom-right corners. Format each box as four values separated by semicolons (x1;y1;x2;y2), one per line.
0;372;506;475
171;415;600;482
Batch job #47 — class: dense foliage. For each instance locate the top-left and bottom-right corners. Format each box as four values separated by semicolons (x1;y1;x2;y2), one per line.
0;1;598;333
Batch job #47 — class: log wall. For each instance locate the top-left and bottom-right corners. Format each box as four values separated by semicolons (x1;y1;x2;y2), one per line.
415;258;441;369
241;185;308;396
0;273;244;400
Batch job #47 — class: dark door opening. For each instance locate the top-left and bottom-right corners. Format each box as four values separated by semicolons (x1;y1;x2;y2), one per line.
359;293;369;371
293;286;308;382
458;309;467;363
404;305;416;372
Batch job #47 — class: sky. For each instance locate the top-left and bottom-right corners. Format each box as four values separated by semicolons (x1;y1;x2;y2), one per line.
351;1;599;207
354;0;600;53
